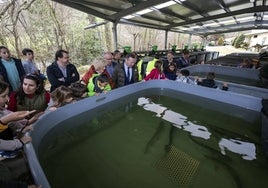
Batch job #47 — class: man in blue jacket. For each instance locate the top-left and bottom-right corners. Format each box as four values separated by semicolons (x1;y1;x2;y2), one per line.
46;49;80;92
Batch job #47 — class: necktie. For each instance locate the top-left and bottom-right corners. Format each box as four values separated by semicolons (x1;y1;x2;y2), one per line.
127;67;130;81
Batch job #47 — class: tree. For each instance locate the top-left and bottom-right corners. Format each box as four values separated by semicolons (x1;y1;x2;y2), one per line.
0;0;204;69
0;0;102;70
233;34;245;48
0;0;36;57
217;37;224;46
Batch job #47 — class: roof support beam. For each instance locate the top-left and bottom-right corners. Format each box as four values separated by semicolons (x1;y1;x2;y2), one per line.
119;19;167;30
169;5;268;28
52;0;114;21
176;0;209;17
51;0;268;37
109;0;169;20
201;26;268;36
69;0;120;12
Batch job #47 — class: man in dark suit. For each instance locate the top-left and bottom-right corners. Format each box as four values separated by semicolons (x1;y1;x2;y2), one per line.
46;49;80;92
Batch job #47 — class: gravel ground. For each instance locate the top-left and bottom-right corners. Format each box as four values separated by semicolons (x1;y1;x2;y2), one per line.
205;45;250;56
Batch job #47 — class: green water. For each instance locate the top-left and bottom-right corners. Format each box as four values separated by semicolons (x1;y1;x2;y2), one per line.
39;96;267;188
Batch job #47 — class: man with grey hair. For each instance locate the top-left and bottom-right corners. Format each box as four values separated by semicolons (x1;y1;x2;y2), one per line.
103;52;117;77
81;52;116;88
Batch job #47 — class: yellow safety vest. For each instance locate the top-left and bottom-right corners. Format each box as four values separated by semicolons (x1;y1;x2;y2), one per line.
137;59;143;81
146;58;158;76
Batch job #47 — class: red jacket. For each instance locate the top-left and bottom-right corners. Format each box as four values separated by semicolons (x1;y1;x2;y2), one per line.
81;65;115;88
144;68;166;81
81;65;96;85
7;91;50;112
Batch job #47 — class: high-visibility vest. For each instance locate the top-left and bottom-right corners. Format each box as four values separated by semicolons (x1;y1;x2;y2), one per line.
146;58;158;76
137;59;143;81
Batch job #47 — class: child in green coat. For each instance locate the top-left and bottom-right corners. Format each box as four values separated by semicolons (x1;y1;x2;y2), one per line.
87;74;111;97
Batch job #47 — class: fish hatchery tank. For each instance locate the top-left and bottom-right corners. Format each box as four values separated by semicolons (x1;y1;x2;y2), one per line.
32;82;267;188
191;72;260;87
183;64;263;88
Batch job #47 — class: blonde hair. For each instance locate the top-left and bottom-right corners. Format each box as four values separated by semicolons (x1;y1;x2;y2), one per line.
92;57;107;70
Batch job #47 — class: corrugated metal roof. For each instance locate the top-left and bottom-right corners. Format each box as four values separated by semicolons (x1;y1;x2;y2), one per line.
52;0;268;36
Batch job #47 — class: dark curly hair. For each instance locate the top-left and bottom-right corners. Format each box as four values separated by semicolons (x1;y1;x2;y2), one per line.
0;80;9;94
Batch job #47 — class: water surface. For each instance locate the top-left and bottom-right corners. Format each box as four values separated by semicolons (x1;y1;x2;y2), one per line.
39;95;266;188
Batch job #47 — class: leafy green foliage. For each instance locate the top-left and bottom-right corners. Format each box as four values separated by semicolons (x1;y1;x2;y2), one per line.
217;37;224;46
232;34;245;48
0;0;102;69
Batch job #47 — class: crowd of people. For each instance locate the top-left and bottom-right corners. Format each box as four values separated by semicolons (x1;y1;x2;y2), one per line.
0;45;268;187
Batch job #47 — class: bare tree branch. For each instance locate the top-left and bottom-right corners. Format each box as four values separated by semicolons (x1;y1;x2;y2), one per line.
0;0;16;19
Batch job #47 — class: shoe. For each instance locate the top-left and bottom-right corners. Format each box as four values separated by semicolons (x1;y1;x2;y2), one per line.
0;150;19;158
